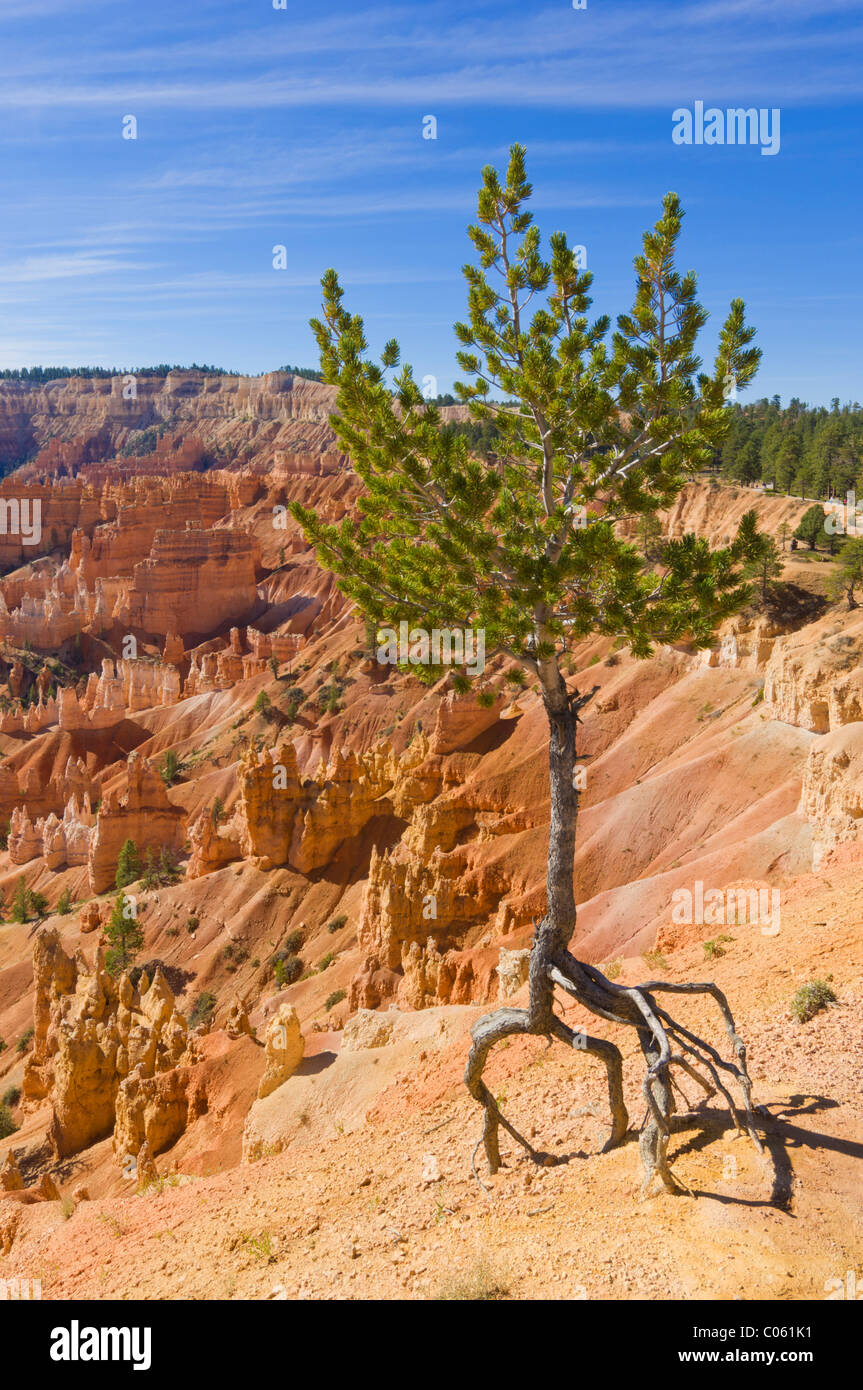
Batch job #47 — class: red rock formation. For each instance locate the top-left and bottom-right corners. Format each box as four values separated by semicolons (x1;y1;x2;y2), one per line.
117;524;262;640
88;752;186;893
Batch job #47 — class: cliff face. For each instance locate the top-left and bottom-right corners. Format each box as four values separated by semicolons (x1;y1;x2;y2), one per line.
0;372;341;472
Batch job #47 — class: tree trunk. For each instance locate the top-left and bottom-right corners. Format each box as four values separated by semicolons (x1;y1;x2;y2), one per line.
464;664;763;1193
542;683;578;953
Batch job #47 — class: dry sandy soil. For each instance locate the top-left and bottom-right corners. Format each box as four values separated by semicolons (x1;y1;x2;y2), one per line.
4;841;861;1302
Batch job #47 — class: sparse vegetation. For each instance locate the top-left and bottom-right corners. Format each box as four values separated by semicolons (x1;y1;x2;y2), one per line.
16;1025;34;1054
703;934;734;960
327;915;347;934
642;950;668;972
188;991;217;1029
0;1104;18;1139
791;977;837;1023
325;989;346;1011
243;1230;277;1263
433;1258;511;1301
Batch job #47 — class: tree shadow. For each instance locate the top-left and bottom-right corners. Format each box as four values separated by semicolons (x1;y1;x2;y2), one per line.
666;1093;856;1213
507;1093;859;1215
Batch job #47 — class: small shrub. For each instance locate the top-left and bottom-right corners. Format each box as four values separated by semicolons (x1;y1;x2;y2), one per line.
791;978;837;1024
433;1259;511;1301
284;928;304;954
327;915;347;934
0;1104;18;1140
602;959;622;981
325;989;346;1012
273;954;303;988
243;1230;276;1263
642;950;668;972
16;1026;34;1054
56;887;73;916
254;690;271;715
1;1085;20;1108
186;914;200;933
703;935;734;960
317;952;336;971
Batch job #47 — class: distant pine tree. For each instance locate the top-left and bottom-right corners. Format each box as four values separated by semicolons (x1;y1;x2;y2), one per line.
115;838;141;889
104;892;144;977
11;877;29;923
794;504;829;551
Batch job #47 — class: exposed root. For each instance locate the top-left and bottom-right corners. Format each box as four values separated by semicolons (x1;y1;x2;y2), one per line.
464;925;763;1196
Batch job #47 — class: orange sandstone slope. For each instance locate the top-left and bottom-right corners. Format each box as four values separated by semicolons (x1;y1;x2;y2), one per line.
0;380;859;1299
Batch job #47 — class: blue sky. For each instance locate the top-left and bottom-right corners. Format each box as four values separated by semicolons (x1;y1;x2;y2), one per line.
1;0;861;404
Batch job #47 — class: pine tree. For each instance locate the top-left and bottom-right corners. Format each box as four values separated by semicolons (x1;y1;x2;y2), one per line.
11;876;29;924
737;512;784;599
160;750;181;785
291;146;766;1195
115;838;141;890
56;888;73;916
104;891;144;977
794;504;828;551
829;536;863;609
635;512;665;565
141;846;158;890
26;888;48;918
158;845;180;884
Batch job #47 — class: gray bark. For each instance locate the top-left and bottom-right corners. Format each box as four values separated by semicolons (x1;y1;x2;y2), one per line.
464;678;762;1195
